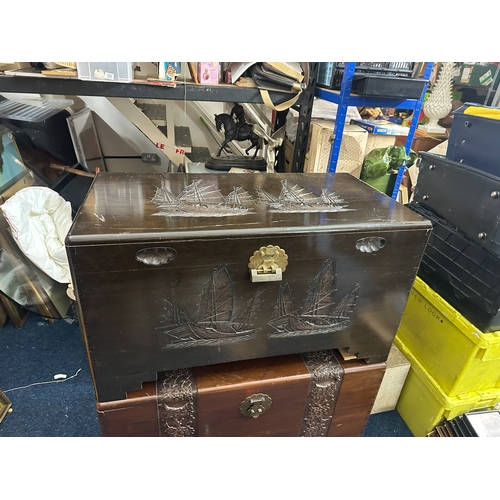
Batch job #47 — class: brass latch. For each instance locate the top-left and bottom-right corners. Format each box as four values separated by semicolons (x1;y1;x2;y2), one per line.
248;245;288;282
239;393;272;418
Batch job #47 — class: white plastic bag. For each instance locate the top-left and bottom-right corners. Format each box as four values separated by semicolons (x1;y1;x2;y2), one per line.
1;186;72;283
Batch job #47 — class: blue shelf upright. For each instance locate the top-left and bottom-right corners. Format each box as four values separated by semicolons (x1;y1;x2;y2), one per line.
315;62;435;200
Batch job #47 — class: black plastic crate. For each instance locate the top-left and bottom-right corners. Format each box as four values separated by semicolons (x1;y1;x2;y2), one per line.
317;62;415;91
407;201;500;332
350;75;427;99
415;152;500;258
447;103;500;177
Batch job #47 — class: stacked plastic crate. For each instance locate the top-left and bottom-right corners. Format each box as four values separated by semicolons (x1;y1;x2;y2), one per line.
394;103;500;436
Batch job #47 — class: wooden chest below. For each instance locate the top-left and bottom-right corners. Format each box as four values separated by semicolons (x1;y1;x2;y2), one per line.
96;350;386;437
66;172;430;402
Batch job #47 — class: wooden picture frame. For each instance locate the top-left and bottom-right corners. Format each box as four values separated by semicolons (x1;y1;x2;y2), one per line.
0;295;8;328
0;390;12;424
0;293;29;329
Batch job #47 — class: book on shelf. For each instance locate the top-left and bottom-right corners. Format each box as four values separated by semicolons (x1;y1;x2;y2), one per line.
227;62;255;84
350;119;409;136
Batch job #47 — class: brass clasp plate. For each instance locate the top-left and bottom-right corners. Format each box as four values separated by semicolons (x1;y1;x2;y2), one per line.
248;245;288;282
239;393;273;418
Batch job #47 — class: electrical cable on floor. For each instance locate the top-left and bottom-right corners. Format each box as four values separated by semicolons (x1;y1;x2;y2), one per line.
3;368;82;393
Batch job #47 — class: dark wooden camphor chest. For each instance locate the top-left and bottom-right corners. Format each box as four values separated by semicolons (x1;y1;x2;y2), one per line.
96;350;386;437
66;172;430;402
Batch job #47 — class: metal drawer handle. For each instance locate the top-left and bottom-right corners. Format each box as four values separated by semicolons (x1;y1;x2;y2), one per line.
135;247;177;266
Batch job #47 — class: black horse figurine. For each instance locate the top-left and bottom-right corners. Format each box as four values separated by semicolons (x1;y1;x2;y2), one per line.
215;113;261;159
230;103;246;125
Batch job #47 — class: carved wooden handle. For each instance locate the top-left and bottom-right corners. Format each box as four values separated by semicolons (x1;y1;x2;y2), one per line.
135;247;177;266
355;237;386;253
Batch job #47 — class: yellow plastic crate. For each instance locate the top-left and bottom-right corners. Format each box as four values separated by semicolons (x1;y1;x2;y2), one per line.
395;277;500;396
396;338;500;437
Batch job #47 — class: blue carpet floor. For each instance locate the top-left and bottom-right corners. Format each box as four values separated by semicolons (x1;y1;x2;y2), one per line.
0;309;101;437
0;309;413;437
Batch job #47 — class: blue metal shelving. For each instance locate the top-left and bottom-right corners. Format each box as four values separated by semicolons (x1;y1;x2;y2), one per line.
314;62;435;199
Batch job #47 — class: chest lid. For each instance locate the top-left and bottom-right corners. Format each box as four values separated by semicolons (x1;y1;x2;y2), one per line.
66;172;430;245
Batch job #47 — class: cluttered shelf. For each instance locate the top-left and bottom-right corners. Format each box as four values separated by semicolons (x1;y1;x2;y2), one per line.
0;74;301;105
315;87;425;109
313;63;435;200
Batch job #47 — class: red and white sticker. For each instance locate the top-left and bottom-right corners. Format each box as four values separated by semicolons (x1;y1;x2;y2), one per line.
155;143;185;155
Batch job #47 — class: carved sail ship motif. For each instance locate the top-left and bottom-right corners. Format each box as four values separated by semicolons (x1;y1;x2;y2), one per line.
254;187;279;205
152;186;180;208
224;186;256;210
256;180;350;213
177;179;225;206
320;188;348;208
153;180;255;217
160;266;264;349
268;259;360;338
159;287;191;337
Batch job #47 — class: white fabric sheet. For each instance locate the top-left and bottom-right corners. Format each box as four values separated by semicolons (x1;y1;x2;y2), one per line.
1;187;72;283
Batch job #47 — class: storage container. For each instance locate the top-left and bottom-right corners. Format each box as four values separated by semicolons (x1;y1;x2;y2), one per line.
317;62;415;90
303;123;368;177
96;349;386;437
349;75;427;99
76;62;134;83
66;171;430;402
407;201;500;332
414;151;500;257
0;97;74;122
396;337;500;437
394;277;500;396
446;103;500;177
317;62;426;98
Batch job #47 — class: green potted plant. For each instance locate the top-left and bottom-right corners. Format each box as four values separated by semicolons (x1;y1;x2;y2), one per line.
360;145;417;195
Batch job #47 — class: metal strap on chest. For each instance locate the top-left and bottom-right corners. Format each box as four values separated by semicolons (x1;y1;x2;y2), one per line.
156;368;198;437
300;350;345;437
156;350;344;437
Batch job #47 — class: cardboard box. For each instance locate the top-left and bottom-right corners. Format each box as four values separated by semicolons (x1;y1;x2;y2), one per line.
283;135;294;172
198;62;219;84
371;343;410;414
395;134;444;153
303;122;368;177
365;134;397;155
0;62;30;71
350;119;410;136
159;62;181;81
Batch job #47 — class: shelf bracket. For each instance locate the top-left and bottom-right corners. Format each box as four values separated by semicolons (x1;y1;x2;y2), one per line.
327;62;356;174
390;62;434;200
